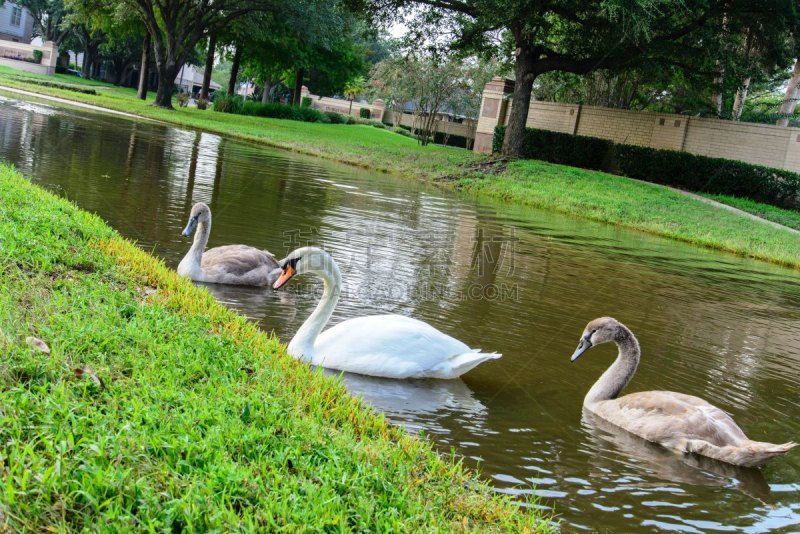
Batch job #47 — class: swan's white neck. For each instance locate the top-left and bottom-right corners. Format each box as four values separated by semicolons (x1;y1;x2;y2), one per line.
179;220;210;274
584;326;640;406
287;259;341;362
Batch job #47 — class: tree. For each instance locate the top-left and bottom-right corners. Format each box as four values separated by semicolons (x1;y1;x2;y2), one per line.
117;0;289;108
343;76;366;113
359;0;734;156
370;55;474;145
16;0;71;44
778;58;800;126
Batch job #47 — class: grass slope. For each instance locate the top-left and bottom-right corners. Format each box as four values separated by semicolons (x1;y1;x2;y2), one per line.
703;193;800;231
0;163;550;531
1;65;799;269
456;160;800;268
0;66;476;180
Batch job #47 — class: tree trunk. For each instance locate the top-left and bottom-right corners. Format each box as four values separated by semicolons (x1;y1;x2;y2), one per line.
777;58;800;127
731;77;751;121
710;59;724;116
348;99;353;114
153;60;180;109
293;68;304;106
227;44;241;96
137;33;151;100
200;33;216;100
261;75;272;103
501;46;535;157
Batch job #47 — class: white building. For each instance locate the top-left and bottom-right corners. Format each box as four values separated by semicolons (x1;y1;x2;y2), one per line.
0;2;33;43
175;64;221;96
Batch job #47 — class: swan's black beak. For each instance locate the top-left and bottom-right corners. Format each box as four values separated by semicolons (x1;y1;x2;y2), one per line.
181;216;198;237
571;335;593;362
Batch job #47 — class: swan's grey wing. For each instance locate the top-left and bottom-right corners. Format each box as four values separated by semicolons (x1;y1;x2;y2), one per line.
201;245;281;284
313;314;475;378
593;391;749;448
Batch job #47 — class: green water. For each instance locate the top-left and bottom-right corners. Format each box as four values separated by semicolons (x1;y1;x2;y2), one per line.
1;93;799;532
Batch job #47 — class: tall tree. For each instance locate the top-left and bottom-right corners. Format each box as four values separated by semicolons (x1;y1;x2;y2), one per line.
360;0;731;156
16;0;71;44
778;58;800;126
119;0;285;108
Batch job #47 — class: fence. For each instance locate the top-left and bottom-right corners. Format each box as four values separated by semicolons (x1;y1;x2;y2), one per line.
475;77;800;173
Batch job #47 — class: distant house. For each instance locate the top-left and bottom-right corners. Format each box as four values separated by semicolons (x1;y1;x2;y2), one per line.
175;64;221;97
0;2;34;43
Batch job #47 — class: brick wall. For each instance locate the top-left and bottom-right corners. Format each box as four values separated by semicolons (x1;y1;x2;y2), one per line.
476;77;800;173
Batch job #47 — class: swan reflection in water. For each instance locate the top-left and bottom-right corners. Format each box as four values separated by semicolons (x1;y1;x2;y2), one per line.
324;370;489;433
198;282;299;323
580;410;773;504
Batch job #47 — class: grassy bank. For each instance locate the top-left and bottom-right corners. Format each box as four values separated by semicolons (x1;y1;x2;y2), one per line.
1;65;799;269
0;163;550;531
703;193;800;231
455;160;800;268
0;66;476;179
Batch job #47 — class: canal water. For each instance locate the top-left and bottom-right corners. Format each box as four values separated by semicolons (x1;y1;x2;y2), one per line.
1;93;799;532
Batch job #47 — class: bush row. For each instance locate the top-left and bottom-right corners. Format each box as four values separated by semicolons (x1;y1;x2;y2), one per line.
9;74;97;95
494;126;800;209
213;93;357;124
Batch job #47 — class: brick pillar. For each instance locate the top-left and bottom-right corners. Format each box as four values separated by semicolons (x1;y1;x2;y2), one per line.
474;77;515;154
41;41;58;75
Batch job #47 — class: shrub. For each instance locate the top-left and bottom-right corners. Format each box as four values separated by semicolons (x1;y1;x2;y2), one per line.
7;74;96;94
325;111;348;124
493;126;613;170
195;98;209;110
301;96;312;107
176;92;190;107
493;125;800;209
391;126;415;138
231;101;330;122
346;115;356;125
32;50;43;64
212;92;244;114
616;145;800;208
359;107;371;119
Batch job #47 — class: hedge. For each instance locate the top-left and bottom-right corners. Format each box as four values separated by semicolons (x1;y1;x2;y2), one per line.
494;126;800;209
359;107;371;119
213;95;336;123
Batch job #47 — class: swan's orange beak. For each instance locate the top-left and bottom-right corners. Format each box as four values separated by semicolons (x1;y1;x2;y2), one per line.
273;264;296;290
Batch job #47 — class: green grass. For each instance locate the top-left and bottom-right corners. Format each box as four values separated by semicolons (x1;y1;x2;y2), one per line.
1;65;798;269
455;160;800;268
0;65;477;180
703;193;800;231
0;162;551;531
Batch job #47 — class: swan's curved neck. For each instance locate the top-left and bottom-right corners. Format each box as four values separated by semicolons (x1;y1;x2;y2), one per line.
289;260;341;360
185;220;210;269
585;325;640;406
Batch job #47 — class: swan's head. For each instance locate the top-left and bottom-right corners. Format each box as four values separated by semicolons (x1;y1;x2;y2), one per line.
273;246;337;290
182;202;211;237
571;317;623;362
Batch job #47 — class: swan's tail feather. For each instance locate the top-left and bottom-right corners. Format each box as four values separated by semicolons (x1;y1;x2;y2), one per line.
428;351;502;379
687;439;797;467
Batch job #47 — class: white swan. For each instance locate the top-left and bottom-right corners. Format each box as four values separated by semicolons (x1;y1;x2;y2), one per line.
571;317;796;467
177;202;281;286
273;246;501;379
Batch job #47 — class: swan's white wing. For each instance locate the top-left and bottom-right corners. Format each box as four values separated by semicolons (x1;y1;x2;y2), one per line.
313;315;495;378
